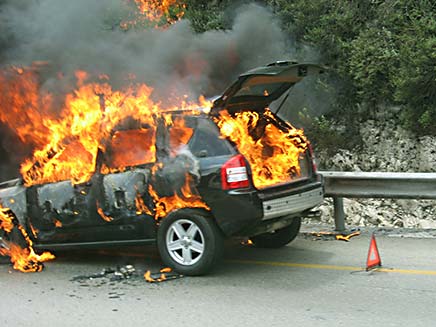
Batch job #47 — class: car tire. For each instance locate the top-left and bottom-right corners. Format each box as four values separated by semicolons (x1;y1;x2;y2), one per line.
157;209;224;276
251;217;301;248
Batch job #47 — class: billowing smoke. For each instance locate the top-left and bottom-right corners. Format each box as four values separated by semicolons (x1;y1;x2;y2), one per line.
0;0;290;98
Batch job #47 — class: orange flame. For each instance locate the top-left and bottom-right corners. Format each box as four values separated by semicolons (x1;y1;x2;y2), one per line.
96;202;114;222
0;65;53;147
0;204;55;273
0;243;55;273
135;193;153;216
18;81;159;186
121;0;186;29
0;65;211;187
54;219;63;228
135;0;185;21
29;222;39;238
216;109;308;189
0;205;15;233
144;270;154;282
149;174;209;220
144;267;173;282
135;166;210;220
160;267;172;273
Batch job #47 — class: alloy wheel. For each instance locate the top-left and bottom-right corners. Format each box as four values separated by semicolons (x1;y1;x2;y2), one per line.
165;219;205;265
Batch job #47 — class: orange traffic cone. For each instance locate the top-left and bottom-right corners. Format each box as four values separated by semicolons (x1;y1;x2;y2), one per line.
366;233;382;271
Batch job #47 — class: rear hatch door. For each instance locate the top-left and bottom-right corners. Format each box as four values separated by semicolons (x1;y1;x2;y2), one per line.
211;61;325;113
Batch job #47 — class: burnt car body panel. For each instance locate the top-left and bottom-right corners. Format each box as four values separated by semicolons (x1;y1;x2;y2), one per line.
0;61;325;250
26;169;157;245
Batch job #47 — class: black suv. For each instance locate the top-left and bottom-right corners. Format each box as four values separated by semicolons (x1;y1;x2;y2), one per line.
0;62;324;275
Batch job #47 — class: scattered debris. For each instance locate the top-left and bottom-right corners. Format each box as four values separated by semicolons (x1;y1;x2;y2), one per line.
71;264;137;284
71;265;182;286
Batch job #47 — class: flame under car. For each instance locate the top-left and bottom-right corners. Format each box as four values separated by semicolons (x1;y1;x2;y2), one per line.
0;62;324;275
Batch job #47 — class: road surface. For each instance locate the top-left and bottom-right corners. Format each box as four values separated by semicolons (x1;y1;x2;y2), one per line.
1;228;436;327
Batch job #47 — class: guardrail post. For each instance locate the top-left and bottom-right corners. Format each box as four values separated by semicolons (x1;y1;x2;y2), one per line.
333;197;345;232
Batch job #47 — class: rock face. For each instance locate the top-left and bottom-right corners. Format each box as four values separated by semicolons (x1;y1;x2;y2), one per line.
312;117;436;229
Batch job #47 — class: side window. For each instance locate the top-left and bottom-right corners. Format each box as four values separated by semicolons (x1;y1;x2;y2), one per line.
36;140;96;183
189;118;234;157
106;128;156;169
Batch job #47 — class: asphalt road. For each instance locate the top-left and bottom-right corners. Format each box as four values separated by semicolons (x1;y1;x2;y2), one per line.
1;228;436;327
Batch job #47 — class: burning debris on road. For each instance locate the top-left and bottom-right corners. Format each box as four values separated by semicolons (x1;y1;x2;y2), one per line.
303;229;361;242
71;264;182;286
144;267;182;283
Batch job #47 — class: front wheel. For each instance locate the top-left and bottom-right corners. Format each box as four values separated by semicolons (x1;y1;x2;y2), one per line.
250;217;301;248
157;209;224;276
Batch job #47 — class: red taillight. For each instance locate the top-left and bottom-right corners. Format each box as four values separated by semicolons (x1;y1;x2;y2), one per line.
221;154;250;190
308;143;317;173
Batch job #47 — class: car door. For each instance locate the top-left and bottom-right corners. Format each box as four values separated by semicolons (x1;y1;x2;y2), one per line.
96;127;157;241
26;140;102;244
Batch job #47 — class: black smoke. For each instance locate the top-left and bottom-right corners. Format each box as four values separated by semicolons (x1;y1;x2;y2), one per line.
0;1;291;97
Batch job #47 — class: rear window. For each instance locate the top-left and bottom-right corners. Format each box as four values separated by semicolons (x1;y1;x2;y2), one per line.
233;82;286;97
188;118;233;158
106;128;156;169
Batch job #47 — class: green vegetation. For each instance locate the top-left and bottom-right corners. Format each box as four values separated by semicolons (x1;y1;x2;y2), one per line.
185;1;436;137
184;1;228;32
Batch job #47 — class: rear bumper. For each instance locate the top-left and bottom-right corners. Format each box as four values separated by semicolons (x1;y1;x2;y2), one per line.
261;183;323;220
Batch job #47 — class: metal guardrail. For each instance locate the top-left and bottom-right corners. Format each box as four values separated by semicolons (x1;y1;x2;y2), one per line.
318;171;436;232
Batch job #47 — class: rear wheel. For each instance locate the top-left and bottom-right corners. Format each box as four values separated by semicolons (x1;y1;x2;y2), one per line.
157;209;224;276
251;217;301;248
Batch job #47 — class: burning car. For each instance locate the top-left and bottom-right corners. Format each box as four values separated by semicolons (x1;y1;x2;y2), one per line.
0;61;324;275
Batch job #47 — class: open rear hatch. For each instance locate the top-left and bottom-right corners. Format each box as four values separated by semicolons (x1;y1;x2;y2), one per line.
211;61;324;190
211;61;325;113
